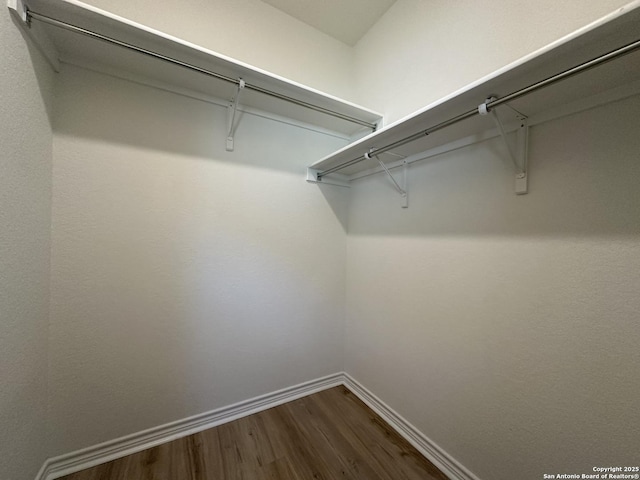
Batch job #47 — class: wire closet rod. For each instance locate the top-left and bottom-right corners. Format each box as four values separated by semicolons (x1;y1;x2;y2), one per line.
26;10;378;131
317;36;640;178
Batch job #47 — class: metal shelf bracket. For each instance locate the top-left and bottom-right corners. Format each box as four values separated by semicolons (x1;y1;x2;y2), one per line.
367;151;409;208
226;78;245;151
514;119;529;195
479;98;529;195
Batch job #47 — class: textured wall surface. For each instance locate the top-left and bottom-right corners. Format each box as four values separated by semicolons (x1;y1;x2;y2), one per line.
0;10;54;480
345;96;640;480
48;65;349;456
6;1;640;478
353;0;630;123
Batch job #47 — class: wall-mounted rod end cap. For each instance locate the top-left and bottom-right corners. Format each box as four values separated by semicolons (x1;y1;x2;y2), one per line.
8;0;29;24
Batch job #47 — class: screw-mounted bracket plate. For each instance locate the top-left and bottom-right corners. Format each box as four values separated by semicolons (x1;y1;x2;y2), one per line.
226;78;245;152
515;121;529;195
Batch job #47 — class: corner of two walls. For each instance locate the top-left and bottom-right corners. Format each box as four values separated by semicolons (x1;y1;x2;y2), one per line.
2;0;353;469
0;8;55;480
346;1;640;479
345;98;640;479
2;0;356;468
46;0;353;454
7;0;639;477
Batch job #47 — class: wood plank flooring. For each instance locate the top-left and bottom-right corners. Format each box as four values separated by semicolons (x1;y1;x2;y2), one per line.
60;385;448;480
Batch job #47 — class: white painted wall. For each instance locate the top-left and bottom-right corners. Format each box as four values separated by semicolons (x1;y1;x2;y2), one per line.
48;65;349;455
354;0;631;124
0;10;54;480
345;96;640;479
80;0;355;100
5;0;639;477
347;4;640;478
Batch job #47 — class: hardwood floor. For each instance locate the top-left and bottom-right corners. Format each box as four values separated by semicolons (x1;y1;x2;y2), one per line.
60;386;448;480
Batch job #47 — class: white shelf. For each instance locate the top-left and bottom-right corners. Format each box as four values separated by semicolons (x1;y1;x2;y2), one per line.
310;1;640;179
8;0;382;137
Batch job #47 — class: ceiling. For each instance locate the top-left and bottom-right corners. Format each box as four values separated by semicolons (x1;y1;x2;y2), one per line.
260;0;397;46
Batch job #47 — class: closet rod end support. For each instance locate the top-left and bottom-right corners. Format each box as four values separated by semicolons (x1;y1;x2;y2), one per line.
306;168;350;188
8;0;29;25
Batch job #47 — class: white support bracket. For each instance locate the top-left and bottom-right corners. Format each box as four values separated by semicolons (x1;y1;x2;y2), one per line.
367;151;409;208
226;78;245;151
514;119;529;195
8;0;28;24
306;168;351;188
479;97;529;195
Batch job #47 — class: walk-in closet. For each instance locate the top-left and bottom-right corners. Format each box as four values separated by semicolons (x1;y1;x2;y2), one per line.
2;0;639;479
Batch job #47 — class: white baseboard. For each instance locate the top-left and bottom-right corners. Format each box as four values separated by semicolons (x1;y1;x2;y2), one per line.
37;373;343;480
343;373;482;480
36;372;480;480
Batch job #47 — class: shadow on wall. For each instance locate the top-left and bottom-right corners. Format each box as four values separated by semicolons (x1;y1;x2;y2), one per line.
44;59;351;457
345;94;640;238
51;63;349;175
50;62;351;231
12;14;56;125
